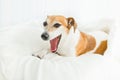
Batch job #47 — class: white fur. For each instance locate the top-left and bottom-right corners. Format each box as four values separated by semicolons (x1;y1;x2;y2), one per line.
48;26;65;40
57;27;80;56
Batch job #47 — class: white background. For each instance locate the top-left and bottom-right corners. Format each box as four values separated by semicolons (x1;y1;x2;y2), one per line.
0;0;120;27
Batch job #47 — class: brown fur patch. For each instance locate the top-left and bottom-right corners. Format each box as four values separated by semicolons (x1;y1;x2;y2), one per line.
76;32;96;56
47;15;68;32
94;40;107;55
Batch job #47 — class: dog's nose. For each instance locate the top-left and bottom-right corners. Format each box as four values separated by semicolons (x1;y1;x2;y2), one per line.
41;32;49;40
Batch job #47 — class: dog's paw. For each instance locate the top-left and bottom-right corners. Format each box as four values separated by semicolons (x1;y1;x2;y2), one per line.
32;50;48;59
32;53;47;59
32;54;42;59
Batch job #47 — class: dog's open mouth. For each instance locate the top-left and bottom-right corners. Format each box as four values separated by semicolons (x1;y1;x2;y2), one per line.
50;35;61;53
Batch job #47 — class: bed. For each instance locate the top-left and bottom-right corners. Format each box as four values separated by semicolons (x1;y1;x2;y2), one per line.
0;20;120;80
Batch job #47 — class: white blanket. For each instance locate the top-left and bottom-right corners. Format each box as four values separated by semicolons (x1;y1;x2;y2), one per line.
0;21;120;80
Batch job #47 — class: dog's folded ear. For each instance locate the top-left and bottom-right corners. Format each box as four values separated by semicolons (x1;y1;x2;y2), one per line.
67;17;77;32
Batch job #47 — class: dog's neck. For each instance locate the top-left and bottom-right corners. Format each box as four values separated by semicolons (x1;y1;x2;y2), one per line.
61;27;78;43
57;27;80;56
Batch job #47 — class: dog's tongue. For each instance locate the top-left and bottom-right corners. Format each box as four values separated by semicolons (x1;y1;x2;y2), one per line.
50;36;60;53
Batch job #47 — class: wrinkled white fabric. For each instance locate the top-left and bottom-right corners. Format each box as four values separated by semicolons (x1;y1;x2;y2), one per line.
0;21;120;80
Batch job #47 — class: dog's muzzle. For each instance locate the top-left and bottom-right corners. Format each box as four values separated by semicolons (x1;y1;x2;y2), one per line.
41;32;49;40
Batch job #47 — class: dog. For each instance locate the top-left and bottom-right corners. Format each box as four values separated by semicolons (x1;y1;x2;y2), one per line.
40;15;108;57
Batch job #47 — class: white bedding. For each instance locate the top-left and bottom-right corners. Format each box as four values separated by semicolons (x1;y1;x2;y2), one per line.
0;21;120;80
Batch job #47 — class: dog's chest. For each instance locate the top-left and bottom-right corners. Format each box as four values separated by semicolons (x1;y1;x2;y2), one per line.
57;29;80;56
57;39;76;56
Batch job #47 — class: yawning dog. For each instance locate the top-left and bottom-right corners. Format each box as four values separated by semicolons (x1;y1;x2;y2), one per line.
40;15;108;57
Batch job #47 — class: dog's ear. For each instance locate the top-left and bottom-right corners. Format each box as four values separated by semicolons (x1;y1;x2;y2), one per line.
67;17;77;32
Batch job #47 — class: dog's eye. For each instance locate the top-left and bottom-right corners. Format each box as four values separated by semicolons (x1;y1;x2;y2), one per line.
53;23;61;28
43;21;47;26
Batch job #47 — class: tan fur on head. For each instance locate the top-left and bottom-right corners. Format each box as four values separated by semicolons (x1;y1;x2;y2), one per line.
47;15;67;27
46;15;77;33
46;15;68;32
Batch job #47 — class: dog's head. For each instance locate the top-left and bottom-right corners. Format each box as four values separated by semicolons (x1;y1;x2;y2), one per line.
41;15;77;52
